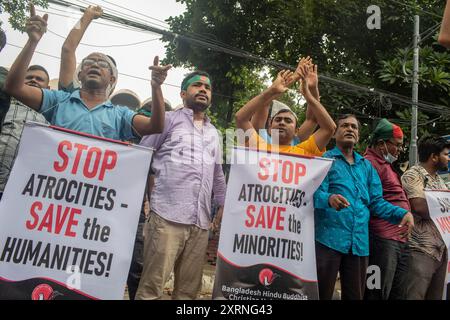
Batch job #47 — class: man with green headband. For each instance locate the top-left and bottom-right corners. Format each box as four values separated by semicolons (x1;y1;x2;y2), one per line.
364;119;411;300
137;71;226;300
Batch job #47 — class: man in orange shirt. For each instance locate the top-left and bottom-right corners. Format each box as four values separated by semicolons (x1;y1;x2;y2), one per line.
235;58;336;156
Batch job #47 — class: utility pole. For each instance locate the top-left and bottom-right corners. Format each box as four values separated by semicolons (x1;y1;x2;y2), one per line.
409;15;420;166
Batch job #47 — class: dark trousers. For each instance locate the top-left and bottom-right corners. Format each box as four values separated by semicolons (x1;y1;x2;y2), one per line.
126;210;145;300
315;242;369;300
404;249;448;300
364;234;410;300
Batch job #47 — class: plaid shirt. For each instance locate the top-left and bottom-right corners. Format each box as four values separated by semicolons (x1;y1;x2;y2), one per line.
401;165;448;262
0;99;48;192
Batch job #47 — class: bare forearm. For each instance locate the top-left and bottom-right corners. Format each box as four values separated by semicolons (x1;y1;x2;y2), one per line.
236;88;278;128
5;39;38;94
439;0;450;47
410;198;431;219
60;15;94;86
250;102;270;130
305;95;335;132
147;84;165;133
62;15;94;51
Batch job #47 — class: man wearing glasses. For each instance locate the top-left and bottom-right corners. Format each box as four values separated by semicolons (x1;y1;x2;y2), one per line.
4;6;171;141
363;119;411;300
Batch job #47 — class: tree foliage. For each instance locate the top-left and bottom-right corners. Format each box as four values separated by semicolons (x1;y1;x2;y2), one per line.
0;0;48;31
163;0;449;151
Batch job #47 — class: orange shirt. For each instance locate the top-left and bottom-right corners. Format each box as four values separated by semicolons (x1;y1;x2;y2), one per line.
249;132;325;157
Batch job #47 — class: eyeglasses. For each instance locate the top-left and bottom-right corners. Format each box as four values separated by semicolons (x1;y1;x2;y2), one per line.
82;58;111;69
386;140;404;151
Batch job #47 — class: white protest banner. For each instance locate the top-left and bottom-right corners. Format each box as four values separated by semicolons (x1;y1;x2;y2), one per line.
213;147;333;300
0;123;152;300
425;190;450;300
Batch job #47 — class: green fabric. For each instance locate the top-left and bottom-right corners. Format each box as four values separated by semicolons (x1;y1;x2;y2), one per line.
181;75;211;91
136;107;152;118
372;118;395;143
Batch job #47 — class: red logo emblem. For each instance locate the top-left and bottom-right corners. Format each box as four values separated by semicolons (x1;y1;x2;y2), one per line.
31;284;62;300
259;268;279;287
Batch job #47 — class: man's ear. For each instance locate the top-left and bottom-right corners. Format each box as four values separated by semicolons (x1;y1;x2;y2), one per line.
431;153;439;164
180;91;186;99
110;75;116;85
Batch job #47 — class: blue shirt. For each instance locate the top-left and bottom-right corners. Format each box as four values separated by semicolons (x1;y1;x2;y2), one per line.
314;147;407;256
40;89;136;141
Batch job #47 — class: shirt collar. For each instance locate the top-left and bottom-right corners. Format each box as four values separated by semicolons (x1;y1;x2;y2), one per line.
70;90;114;108
415;165;437;180
365;147;388;165
329;146;364;163
180;106;211;124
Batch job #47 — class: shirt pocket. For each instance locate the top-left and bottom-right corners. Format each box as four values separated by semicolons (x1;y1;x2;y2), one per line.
101;122;119;140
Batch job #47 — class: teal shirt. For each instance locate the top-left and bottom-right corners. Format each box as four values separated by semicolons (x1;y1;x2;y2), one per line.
314;147;407;256
41;89;136;141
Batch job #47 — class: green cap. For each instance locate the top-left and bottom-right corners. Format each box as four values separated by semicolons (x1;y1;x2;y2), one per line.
372;118;404;143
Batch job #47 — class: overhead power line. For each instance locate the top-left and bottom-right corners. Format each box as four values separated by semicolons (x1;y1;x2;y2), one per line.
41;0;450;115
388;0;442;19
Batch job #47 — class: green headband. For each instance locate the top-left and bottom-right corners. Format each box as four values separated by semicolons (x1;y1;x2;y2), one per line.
181;75;211;91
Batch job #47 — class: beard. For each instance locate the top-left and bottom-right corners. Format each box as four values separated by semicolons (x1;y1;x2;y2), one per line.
185;95;210;112
83;78;103;89
438;162;449;172
270;128;293;145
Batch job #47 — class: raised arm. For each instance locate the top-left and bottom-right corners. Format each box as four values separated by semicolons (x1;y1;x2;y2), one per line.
235;70;293;132
439;0;450;48
297;61;319;142
59;5;103;88
249;101;271;132
132;56;172;136
4;5;46;110
297;63;336;151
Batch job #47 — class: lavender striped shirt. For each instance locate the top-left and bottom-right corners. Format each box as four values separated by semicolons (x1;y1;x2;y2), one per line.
140;107;226;230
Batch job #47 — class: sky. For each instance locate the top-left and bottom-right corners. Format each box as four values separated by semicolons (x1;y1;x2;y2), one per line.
1;0;190;108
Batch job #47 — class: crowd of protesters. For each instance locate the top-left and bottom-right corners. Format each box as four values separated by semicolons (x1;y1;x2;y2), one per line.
0;4;449;300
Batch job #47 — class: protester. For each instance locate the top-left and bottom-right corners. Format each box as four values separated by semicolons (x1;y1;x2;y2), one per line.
126;98;171;300
438;0;450;48
4;6;170;141
401;135;449;300
250;57;320;146
313;114;414;300
136;71;226;300
235;58;336;155
363;119;411;300
0;65;49;200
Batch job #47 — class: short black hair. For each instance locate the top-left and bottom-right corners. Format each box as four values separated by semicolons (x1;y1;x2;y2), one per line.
181;70;211;91
27;65;50;81
336;114;360;129
418;135;450;163
0;28;6;52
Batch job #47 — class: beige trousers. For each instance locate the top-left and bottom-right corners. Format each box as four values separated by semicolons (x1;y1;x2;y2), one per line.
135;212;209;300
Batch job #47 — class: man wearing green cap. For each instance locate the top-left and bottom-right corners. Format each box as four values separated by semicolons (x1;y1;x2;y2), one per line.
364;119;411;300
